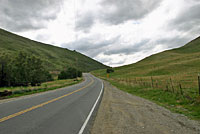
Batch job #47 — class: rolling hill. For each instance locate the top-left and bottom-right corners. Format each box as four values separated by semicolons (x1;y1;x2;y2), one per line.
117;35;200;77
0;28;108;72
93;35;200;99
94;36;200;78
92;36;200;120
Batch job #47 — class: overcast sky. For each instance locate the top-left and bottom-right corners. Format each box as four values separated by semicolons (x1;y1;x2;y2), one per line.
0;0;200;67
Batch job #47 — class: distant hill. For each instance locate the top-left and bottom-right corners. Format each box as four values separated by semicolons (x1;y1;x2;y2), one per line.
0;28;108;72
92;36;200;121
94;36;200;77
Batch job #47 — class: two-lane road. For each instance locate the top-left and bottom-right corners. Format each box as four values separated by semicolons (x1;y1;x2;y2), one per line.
0;73;103;134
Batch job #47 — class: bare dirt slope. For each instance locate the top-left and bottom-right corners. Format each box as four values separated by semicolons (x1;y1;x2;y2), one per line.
91;81;200;134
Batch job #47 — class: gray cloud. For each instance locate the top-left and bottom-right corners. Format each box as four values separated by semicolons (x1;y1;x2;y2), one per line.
169;3;200;33
97;57;113;63
99;0;162;25
108;60;126;66
104;39;150;55
35;34;50;42
75;12;95;33
156;36;190;49
76;0;162;32
62;35;120;57
0;0;62;32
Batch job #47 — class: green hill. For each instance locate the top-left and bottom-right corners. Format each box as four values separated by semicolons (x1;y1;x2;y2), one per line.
0;28;107;72
94;36;200;78
117;36;200;77
93;36;200;120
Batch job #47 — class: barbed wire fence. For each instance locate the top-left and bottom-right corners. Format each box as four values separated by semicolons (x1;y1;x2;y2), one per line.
107;75;200;101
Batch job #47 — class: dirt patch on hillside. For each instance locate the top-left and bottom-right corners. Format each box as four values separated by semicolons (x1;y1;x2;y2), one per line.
90;81;200;134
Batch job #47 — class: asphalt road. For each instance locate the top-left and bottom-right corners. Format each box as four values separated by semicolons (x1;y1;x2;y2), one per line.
0;73;103;134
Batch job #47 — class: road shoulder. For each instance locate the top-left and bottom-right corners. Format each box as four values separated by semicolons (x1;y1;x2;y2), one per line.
91;81;200;134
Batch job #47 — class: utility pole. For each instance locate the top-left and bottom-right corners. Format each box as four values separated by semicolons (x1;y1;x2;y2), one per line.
76;58;78;81
198;74;200;96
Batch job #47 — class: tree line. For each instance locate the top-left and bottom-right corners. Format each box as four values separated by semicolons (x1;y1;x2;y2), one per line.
0;52;53;87
58;67;82;80
0;51;83;88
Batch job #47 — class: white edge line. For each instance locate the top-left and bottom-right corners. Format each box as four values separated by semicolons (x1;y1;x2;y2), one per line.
78;80;104;134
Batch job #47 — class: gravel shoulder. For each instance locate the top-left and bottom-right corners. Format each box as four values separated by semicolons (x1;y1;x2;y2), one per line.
91;81;200;134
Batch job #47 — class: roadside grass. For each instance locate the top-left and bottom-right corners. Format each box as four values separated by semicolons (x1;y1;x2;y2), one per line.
93;69;199;97
0;78;83;99
98;77;200;120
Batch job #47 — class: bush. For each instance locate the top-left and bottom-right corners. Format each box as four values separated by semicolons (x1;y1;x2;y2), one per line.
0;53;13;87
77;70;82;77
58;67;82;80
0;51;53;87
106;68;114;73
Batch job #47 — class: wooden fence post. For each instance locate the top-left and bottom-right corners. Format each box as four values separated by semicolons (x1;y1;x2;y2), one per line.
198;74;200;96
166;84;168;91
179;83;183;95
151;76;154;88
170;78;174;93
155;80;158;88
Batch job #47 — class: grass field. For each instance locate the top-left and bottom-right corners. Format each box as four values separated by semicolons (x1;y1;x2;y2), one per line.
92;36;200;120
0;28;107;72
0;78;83;99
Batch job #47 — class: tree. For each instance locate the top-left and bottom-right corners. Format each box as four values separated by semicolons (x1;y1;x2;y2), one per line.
106;68;114;73
77;70;82;77
28;55;49;86
0;51;52;87
58;67;82;80
0;53;12;87
11;52;52;86
12;52;31;86
58;70;68;80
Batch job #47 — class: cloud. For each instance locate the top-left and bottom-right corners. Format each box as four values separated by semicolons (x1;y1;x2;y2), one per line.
169;3;200;33
35;34;51;42
108;60;126;66
0;0;62;32
1;0;199;67
62;35;120;57
75;0;163;32
99;0;163;25
104;39;150;55
75;12;95;33
156;36;190;49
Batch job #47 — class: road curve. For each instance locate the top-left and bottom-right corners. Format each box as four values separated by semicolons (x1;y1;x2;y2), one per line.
0;73;103;134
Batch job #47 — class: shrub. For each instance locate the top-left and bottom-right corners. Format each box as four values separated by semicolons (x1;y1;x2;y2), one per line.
0;51;53;87
58;67;82;80
106;68;114;73
78;70;82;77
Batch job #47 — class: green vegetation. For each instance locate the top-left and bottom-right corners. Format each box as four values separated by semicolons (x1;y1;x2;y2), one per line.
0;78;82;99
106;68;114;73
0;51;52;87
0;52;83;98
0;28;107;72
0;28;100;98
92;36;200;120
58;67;82;80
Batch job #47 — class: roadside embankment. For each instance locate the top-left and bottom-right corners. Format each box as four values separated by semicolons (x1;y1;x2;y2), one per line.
91;81;200;134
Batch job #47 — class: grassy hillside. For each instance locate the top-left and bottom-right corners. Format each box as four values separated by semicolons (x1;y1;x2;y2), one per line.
0;28;107;72
94;36;200;81
93;36;200;120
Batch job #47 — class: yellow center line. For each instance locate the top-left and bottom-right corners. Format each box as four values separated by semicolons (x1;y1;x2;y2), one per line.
0;77;94;123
